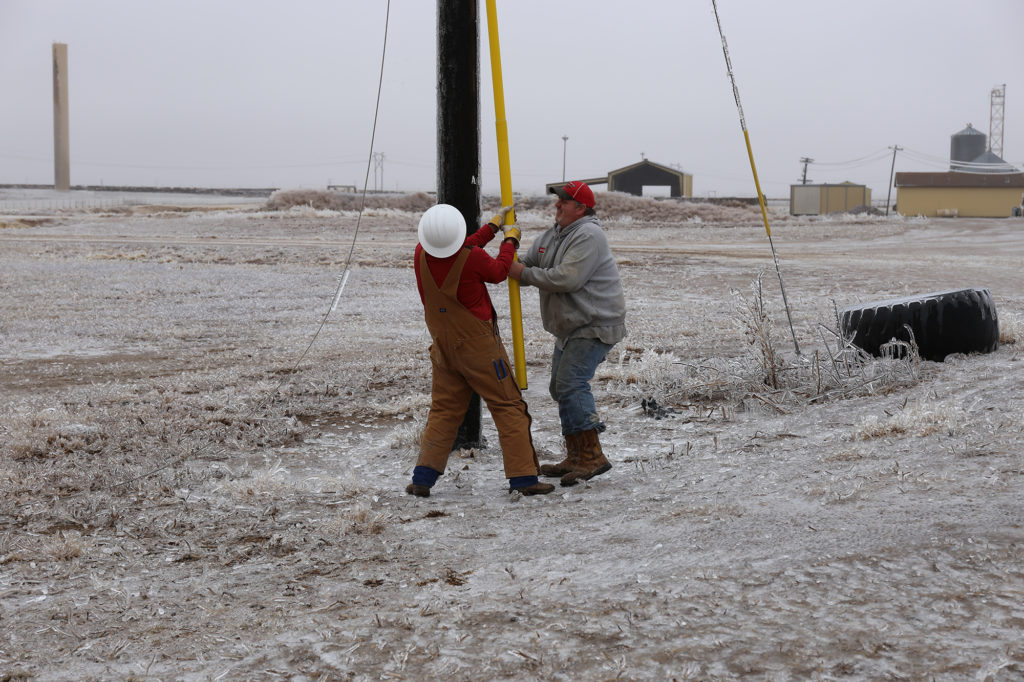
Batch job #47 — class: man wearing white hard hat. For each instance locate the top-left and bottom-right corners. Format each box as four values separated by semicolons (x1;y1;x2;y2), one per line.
407;203;554;498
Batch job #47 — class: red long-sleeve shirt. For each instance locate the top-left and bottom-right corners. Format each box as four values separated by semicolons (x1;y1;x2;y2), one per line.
414;223;516;321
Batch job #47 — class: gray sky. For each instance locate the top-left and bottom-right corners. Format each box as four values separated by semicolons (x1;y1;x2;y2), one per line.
2;0;1022;198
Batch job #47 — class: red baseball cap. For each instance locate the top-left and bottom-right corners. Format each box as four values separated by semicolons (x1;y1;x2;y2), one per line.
550;180;595;208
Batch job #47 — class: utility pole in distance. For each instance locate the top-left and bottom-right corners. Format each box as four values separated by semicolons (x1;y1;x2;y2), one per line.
799;157;813;185
372;152;385;191
886;145;902;216
561;135;568;181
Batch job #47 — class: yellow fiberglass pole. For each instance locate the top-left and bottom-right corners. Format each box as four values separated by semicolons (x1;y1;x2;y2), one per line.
485;0;527;388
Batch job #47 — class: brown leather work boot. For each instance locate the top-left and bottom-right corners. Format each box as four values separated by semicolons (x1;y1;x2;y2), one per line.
539;432;584;477
560;429;612;487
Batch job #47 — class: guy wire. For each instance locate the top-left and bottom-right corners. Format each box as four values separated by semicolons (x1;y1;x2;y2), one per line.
711;0;801;356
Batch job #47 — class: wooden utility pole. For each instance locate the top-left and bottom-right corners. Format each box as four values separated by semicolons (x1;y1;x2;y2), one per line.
886;145;902;216
52;43;70;191
437;0;483;449
799;157;813;185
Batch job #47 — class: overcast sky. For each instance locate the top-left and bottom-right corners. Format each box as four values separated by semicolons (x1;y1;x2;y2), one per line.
1;0;1022;198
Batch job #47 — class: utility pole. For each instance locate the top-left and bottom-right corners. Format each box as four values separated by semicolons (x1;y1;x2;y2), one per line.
561;135;568;181
886;145;902;216
372;152;385;191
437;0;483;449
799;157;813;185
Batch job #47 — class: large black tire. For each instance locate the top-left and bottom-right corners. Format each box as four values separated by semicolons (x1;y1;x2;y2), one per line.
840;287;999;362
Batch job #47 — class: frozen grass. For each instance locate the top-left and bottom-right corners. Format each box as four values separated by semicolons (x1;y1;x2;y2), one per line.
1;195;1022;680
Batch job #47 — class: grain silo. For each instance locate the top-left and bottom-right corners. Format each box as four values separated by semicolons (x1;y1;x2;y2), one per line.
950;124;987;171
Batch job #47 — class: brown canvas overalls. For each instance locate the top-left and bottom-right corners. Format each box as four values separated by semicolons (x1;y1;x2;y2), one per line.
416;248;540;479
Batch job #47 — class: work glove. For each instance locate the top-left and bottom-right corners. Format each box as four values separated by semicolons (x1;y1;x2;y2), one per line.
502;225;521;248
489;205;514;229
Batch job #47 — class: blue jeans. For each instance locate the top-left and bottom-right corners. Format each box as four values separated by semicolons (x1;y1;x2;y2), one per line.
549;337;613;436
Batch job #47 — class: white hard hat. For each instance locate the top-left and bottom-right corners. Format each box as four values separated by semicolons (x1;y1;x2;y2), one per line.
418;204;466;258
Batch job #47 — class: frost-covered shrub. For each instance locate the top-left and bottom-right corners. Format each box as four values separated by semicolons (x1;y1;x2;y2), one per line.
499;191;766;225
600;348;744;405
852;401;959;440
323;500;390;536
387;418;425;452
266;190;436;212
733;272;784;389
599;348;679;388
998;311;1020;345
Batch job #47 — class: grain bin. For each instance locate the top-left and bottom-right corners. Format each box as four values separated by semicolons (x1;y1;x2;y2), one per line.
950;123;987;171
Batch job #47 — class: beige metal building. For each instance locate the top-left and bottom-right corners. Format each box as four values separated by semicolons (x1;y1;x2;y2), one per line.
894;172;1024;217
789;182;871;215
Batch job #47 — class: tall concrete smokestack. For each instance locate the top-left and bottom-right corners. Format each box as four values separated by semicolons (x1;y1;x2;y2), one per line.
52;42;70;191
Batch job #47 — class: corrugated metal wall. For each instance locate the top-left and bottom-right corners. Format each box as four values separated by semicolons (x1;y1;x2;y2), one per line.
790;185;820;215
789;184;870;215
895;187;1024;217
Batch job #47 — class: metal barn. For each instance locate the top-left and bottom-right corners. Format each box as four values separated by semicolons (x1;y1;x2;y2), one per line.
545;160;692;199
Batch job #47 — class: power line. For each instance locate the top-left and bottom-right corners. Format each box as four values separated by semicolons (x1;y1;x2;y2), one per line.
807;149;892;169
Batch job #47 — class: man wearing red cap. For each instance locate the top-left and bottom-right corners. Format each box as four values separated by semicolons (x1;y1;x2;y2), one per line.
509;181;627;486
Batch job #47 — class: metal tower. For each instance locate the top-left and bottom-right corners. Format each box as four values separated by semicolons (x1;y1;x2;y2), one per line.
989;84;1005;157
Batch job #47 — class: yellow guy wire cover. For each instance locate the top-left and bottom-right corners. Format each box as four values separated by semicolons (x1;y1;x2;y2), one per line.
485;0;527;388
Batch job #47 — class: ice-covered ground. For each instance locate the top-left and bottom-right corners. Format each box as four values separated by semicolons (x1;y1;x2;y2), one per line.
1;191;1022;680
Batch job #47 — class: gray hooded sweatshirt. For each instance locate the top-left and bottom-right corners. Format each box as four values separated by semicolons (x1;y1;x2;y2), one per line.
518;214;626;347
